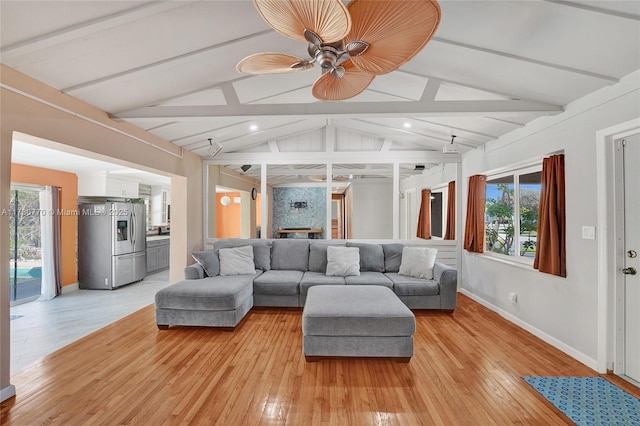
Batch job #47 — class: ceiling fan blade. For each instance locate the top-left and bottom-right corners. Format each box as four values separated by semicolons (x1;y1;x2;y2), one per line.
312;61;374;101
345;0;441;75
237;52;313;74
253;0;351;44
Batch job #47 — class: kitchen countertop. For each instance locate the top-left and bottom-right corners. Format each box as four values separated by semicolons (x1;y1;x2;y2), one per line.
147;235;170;242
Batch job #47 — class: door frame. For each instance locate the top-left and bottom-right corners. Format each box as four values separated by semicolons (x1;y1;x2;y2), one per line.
596;118;640;374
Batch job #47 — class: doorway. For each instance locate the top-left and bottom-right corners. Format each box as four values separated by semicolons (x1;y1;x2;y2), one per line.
331;194;345;239
618;132;640;385
8;186;43;305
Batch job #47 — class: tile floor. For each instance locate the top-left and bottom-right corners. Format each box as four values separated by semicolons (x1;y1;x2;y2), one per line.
9;270;171;373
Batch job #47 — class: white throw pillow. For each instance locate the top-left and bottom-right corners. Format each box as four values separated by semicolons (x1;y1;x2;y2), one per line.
219;245;256;276
398;247;437;279
326;246;361;277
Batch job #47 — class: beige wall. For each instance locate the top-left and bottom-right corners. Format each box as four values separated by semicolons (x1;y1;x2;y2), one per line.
0;65;203;398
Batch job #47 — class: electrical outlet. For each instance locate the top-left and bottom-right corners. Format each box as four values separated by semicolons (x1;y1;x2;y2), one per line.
582;226;596;240
508;292;518;304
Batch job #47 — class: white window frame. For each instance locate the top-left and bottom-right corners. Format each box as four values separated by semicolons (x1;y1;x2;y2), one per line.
484;164;542;265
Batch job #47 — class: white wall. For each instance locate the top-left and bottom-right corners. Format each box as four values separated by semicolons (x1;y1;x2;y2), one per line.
460;71;640;369
351;181;393;239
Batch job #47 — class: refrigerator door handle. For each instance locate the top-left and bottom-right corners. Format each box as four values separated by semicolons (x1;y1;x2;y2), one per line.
130;209;136;248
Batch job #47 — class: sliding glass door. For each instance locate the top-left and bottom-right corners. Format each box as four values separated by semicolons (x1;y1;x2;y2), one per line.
9;187;43;304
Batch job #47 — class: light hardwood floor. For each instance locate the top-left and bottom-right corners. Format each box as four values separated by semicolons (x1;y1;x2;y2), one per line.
2;294;638;425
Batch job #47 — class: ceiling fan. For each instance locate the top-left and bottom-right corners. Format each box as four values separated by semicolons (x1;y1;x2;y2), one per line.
236;0;441;101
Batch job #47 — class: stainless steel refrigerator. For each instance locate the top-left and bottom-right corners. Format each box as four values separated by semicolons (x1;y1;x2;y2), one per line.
78;202;147;289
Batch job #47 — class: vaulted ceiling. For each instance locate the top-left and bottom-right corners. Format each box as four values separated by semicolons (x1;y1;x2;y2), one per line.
2;0;639;184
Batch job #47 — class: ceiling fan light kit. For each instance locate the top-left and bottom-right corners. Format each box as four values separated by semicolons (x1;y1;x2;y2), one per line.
237;0;441;101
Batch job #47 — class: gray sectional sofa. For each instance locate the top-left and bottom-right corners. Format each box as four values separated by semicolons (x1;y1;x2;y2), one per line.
155;238;457;329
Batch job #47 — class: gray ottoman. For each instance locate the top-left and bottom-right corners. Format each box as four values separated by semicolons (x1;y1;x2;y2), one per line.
155;274;256;329
302;285;416;362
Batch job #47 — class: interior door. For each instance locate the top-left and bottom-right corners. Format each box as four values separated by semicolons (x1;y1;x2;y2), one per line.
623;133;640;383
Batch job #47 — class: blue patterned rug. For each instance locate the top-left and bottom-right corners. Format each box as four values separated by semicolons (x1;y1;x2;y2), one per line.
523;376;640;425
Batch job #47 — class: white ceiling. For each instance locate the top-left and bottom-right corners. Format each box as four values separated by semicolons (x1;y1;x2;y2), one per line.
2;0;639;183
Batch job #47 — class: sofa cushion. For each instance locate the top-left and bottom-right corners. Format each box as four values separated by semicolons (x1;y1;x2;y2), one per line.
271;239;310;271
219;246;256;276
346;242;385;272
382;244;404;273
385;273;440;296
191;251;220;277
300;272;345;295
253;270;303;295
345;272;393;288
399;247;437;279
308;242;346;273
326;246;360;277
214;239;272;271
154;274;259;311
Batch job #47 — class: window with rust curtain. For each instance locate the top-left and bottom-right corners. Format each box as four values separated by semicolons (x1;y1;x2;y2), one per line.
464;175;486;253
416;189;432;239
444;180;455;240
534;154;566;277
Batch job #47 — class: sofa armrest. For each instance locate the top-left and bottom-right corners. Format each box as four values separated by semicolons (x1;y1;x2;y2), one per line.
434;261;458;310
185;263;205;280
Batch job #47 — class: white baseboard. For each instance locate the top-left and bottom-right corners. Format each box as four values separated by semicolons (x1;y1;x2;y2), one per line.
1;384;16;402
460;289;598;371
61;283;79;294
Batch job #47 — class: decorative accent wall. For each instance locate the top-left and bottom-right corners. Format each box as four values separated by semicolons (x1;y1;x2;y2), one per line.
272;187;326;238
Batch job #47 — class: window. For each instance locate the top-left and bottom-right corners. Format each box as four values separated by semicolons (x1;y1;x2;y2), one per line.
485;166;541;262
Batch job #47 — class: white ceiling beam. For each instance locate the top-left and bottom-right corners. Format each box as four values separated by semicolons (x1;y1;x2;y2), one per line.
221;83;240;106
432;36;619;82
325;125;336;153
63;29;273;93
268;141;280;153
233;167;408;176
381;139;394;152
421;78;441;101
0;1;198;60
115;98;562;120
544;0;640;21
206;150;460;165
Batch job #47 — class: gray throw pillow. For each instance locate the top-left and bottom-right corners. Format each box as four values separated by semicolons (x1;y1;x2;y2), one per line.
191;250;219;277
382;244;404;273
346;242;384;272
326;246;360;277
219;246;256;276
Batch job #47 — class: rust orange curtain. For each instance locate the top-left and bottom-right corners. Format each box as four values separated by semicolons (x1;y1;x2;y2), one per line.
534;154;566;277
444;180;455;240
416;189;432;239
464;175;486;253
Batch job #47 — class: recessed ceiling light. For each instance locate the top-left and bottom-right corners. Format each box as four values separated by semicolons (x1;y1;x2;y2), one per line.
250;124;258;131
403;122;411;129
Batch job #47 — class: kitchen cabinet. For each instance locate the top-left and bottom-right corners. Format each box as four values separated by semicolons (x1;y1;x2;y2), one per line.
146;236;170;274
78;172;139;198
